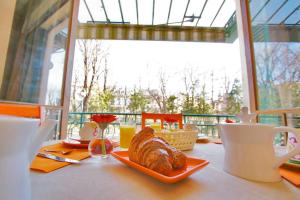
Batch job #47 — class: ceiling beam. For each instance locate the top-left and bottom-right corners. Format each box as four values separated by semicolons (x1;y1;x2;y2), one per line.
181;0;191;26
100;0;110;23
83;0;95;23
266;0;288;23
195;0;208;27
166;0;173;24
280;4;300;24
87;21;129;24
118;0;124;24
135;0;139;24
251;0;271;22
210;0;226;27
152;0;155;25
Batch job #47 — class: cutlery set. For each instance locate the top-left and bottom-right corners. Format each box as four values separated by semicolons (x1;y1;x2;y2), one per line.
37;152;80;164
44;149;73;155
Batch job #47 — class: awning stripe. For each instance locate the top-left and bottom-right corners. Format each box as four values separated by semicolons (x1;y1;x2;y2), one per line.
77;23;226;42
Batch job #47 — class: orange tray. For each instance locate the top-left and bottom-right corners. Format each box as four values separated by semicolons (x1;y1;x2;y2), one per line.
111;151;209;184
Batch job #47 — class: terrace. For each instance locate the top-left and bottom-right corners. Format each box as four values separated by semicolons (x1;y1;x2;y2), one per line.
0;0;299;139
1;1;299;140
0;1;300;199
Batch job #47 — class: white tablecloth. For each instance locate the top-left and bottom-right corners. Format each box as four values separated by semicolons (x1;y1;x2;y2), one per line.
31;143;300;200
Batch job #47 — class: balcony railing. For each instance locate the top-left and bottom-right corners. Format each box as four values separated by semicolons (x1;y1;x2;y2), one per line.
67;112;300;140
67;112;236;138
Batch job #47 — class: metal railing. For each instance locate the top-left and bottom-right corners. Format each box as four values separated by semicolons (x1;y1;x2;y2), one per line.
67;112;236;138
67;112;300;138
67;112;300;148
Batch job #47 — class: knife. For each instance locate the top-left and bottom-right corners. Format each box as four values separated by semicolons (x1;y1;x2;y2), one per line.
37;152;80;164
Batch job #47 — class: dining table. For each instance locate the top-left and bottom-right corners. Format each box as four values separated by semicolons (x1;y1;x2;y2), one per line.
31;143;300;200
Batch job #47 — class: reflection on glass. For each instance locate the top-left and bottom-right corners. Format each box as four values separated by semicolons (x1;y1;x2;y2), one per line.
0;0;71;106
248;0;300;110
45;107;62;140
258;114;283;126
259;114;300;146
254;43;300;110
287;114;300;129
258;114;284;146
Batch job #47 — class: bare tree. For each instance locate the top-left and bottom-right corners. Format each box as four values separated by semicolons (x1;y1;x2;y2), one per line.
181;67;199;113
70;72;80;112
255;43;300;86
158;70;168;112
223;73;230;94
210;70;214;109
103;57;108;92
76;40;108;112
147;70;168;113
123;86;129;112
255;43;300;108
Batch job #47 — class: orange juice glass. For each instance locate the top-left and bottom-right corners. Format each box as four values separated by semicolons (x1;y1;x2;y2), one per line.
120;124;136;148
150;123;161;131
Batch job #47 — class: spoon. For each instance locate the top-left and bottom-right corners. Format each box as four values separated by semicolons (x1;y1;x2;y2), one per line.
44;149;73;155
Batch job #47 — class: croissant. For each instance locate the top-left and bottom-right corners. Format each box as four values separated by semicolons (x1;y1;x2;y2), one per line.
128;127;187;175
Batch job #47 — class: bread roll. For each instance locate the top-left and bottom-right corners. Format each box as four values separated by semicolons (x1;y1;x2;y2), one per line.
128;127;187;175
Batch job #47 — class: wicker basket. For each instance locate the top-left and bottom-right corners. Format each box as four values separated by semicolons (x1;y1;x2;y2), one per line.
155;130;198;151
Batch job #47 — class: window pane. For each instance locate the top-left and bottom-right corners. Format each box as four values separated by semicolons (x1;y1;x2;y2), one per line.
258;114;284;126
0;0;72;106
287;114;300;129
258;114;285;146
248;0;300;110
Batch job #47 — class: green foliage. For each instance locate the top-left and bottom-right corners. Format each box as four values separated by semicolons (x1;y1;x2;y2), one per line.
181;94;194;113
99;89;116;112
181;84;213;114
258;86;281;110
195;96;212;114
258;83;300;110
224;79;242;114
88;89;116;112
181;95;212;114
128;90;149;113
166;95;178;113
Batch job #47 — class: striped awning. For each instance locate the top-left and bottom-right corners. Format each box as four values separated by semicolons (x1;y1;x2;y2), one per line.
77;23;226;42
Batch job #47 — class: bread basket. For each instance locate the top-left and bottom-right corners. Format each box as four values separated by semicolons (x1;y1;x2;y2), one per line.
155;129;198;151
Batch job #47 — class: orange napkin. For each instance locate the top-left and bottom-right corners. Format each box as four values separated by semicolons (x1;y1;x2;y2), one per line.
279;164;300;187
30;143;90;173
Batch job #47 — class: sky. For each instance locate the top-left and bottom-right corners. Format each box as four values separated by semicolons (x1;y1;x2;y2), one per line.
73;39;242;100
